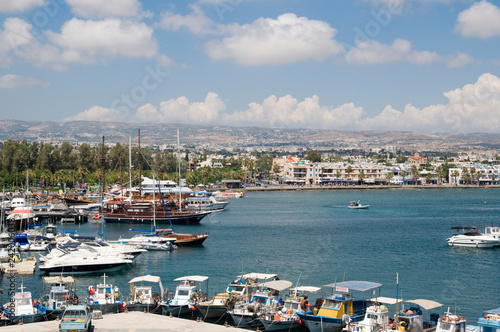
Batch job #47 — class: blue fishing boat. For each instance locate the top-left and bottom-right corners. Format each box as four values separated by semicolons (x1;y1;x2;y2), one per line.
296;280;382;332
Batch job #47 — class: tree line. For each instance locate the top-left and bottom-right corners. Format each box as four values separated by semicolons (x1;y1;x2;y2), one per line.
0;140;275;189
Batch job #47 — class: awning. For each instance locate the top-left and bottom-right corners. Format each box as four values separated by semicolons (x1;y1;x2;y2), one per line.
173;275;209;282
129;275;164;299
259;280;293;291
291;286;321;293
324;280;382;292
405;299;443;310
42;276;76;284
369;297;403;305
237;273;278;280
484;308;500;315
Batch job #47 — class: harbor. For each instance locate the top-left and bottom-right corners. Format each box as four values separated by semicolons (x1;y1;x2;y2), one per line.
1;189;500;330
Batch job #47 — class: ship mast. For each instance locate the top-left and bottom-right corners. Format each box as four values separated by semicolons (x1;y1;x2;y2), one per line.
138;129;142;197
100;136;107;241
177;129;181;211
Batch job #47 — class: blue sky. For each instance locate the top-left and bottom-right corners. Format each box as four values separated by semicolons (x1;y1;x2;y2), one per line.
1;0;500;133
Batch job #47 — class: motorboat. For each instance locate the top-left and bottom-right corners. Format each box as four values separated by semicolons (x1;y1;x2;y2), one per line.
167;276;209;316
196;272;278;320
447;226;499;248
155;228;209;246
186;193;230;212
13;234;30;251
128;275;168;313
87;274;126;314
348;201;370;209
296;280;383;332
229;279;293;328
6;206;37;229
259;285;321;331
213;191;244;198
39;245;133;275
116;234;177;251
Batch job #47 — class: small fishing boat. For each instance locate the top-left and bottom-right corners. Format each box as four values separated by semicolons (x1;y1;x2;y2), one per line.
1;283;47;326
87;274;126;314
40;275;79;319
297;280;382;332
348;201;370;209
128;275;168;314
167;275;209;317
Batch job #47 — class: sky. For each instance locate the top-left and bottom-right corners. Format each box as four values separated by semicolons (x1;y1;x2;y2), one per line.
1;0;500;134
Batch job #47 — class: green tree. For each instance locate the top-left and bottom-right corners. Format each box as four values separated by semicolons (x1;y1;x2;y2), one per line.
306;150;321;163
451;170;460;185
385;171;394;184
401;170;408;184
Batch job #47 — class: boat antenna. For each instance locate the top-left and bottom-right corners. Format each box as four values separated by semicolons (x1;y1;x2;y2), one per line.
156;177;175;233
177;129;181;212
129;136;132;197
138;129;142;197
294;272;302;297
100;136;107;241
395;272;399;324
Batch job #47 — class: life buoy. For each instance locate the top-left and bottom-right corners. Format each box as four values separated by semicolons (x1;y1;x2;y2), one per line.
478;229;481;234
92;214;101;220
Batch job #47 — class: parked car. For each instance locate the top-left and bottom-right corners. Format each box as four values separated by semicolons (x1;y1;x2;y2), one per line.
59;305;92;332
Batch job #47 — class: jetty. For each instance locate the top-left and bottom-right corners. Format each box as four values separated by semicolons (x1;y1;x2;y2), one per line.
1;257;36;275
0;311;248;331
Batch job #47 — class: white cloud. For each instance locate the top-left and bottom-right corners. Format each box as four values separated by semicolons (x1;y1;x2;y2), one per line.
65;0;142;18
124;73;500;133
64;106;126;122
158;4;215;35
46;18;158;64
204;13;343;66
344;39;473;67
0;0;45;12
0;74;48;88
362;73;500;132
455;1;500;38
345;38;440;64
130;93;226;124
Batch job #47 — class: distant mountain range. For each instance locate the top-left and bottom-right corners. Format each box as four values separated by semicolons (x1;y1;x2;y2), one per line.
1;119;500;151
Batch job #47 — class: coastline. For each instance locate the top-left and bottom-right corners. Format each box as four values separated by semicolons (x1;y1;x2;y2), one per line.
240;184;500;192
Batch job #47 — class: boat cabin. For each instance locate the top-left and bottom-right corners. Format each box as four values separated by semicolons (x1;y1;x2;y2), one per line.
436;313;467;332
15;291;35;316
477;308;500;332
42;276;77;311
170;275;209;306
484;226;500;242
396;299;443;331
228;273;279;302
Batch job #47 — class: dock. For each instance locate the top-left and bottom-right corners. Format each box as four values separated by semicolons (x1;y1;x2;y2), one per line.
0;311;248;331
1;257;37;275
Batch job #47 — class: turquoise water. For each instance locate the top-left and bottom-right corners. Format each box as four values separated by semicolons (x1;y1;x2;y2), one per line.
2;189;500;322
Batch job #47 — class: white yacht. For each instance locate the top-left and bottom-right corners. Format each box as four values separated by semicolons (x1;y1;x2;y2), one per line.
447;226;499;248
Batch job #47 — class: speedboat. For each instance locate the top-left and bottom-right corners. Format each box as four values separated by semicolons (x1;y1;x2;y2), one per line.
167;275;209;316
116;234;177;251
447;226;499;248
39;245;133;275
259;285;321;331
196;272;278;320
348;201;370;209
296;280;382;332
229;279;293;328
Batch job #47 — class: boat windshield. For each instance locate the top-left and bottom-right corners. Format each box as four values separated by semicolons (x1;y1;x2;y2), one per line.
253;296;268;305
177;290;189;296
52;291;69;301
323;299;343;309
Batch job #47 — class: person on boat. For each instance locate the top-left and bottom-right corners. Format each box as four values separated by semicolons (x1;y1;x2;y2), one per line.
301;296;312;312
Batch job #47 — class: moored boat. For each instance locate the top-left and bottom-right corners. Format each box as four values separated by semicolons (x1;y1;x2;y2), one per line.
447;227;499;248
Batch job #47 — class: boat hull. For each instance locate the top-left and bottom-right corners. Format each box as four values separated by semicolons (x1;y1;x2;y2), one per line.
296;313;343;332
168;304;196;317
40;262;130;275
261;318;301;331
230;312;263;328
104;213;208;225
195;304;228;319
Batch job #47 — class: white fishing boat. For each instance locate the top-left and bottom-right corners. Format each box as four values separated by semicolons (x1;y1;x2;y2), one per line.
447;226;499;248
128;275;168;313
168;275;209;316
40;275;78;319
229;279;293;328
196;272;278;320
348;201;370;209
87;274;126;314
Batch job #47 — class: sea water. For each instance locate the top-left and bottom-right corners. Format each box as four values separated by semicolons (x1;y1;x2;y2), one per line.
2;188;499;322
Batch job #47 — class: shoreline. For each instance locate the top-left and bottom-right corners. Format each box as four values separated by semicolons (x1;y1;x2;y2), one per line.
240;184;500;192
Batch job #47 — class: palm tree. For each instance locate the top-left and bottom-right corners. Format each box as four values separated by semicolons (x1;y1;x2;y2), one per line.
200;167;209;185
401;170;408;185
491;173;496;184
470;167;476;185
451;170;460;186
462;172;471;187
425;172;433;184
345;166;353;185
358;171;366;185
385;171;393;185
435;166;442;184
475;171;482;186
